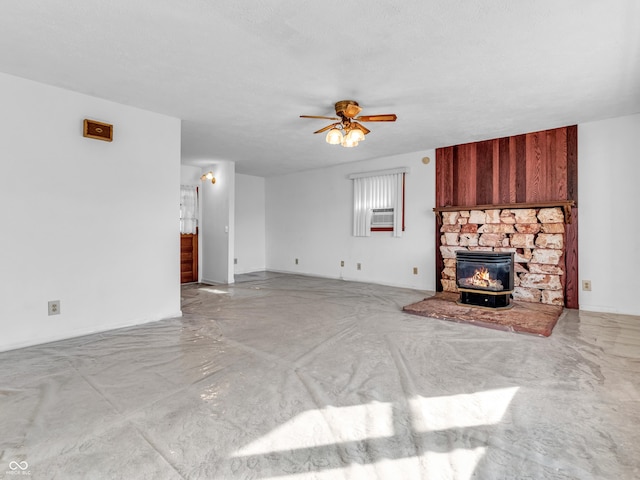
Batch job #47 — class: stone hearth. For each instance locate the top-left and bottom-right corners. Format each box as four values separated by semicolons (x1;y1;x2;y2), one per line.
439;207;566;306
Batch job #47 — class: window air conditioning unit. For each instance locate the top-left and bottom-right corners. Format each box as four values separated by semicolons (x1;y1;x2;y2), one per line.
371;208;394;227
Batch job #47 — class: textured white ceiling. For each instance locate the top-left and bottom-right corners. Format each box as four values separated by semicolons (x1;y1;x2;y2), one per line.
1;0;638;176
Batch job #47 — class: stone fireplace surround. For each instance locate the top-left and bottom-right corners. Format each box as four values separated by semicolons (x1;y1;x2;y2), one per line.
439;207;567;306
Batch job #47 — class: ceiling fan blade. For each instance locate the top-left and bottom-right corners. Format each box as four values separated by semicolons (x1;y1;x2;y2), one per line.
313;123;339;134
354;114;397;122
300;115;340;120
353;122;371;135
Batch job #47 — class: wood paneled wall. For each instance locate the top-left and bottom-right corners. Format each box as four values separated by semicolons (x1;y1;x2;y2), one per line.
435;125;579;308
436;126;577;207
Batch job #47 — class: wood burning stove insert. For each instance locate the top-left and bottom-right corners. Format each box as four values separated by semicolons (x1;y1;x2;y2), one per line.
456;251;515;309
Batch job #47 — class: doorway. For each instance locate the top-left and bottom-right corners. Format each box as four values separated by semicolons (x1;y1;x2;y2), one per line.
180;232;198;283
180;185;199;284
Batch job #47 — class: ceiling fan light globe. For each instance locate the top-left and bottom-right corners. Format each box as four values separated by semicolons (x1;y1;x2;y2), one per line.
341;136;358;148
326;128;343;145
348;129;365;142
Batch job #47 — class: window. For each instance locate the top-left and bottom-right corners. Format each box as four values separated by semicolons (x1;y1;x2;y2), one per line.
349;168;408;237
180;185;198;234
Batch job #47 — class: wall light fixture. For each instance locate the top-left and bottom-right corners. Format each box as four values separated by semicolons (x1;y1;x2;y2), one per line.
200;171;216;184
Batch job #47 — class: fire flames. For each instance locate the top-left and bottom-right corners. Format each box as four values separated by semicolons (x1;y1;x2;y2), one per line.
460;266;504;290
472;267;498;288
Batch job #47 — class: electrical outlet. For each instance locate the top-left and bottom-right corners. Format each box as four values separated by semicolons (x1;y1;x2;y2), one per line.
295;258;299;265
413;267;418;275
48;300;61;316
582;280;592;291
357;263;361;270
340;260;344;267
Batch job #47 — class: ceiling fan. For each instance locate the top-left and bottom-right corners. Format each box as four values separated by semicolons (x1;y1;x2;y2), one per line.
300;100;397;148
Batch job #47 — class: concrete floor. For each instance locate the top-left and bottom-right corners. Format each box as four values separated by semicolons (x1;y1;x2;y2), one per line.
1;273;639;479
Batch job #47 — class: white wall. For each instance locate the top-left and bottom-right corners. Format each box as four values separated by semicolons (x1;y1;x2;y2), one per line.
181;164;202;185
235;174;266;274
0;72;181;352
266;150;436;290
578;113;640;315
200;160;235;284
